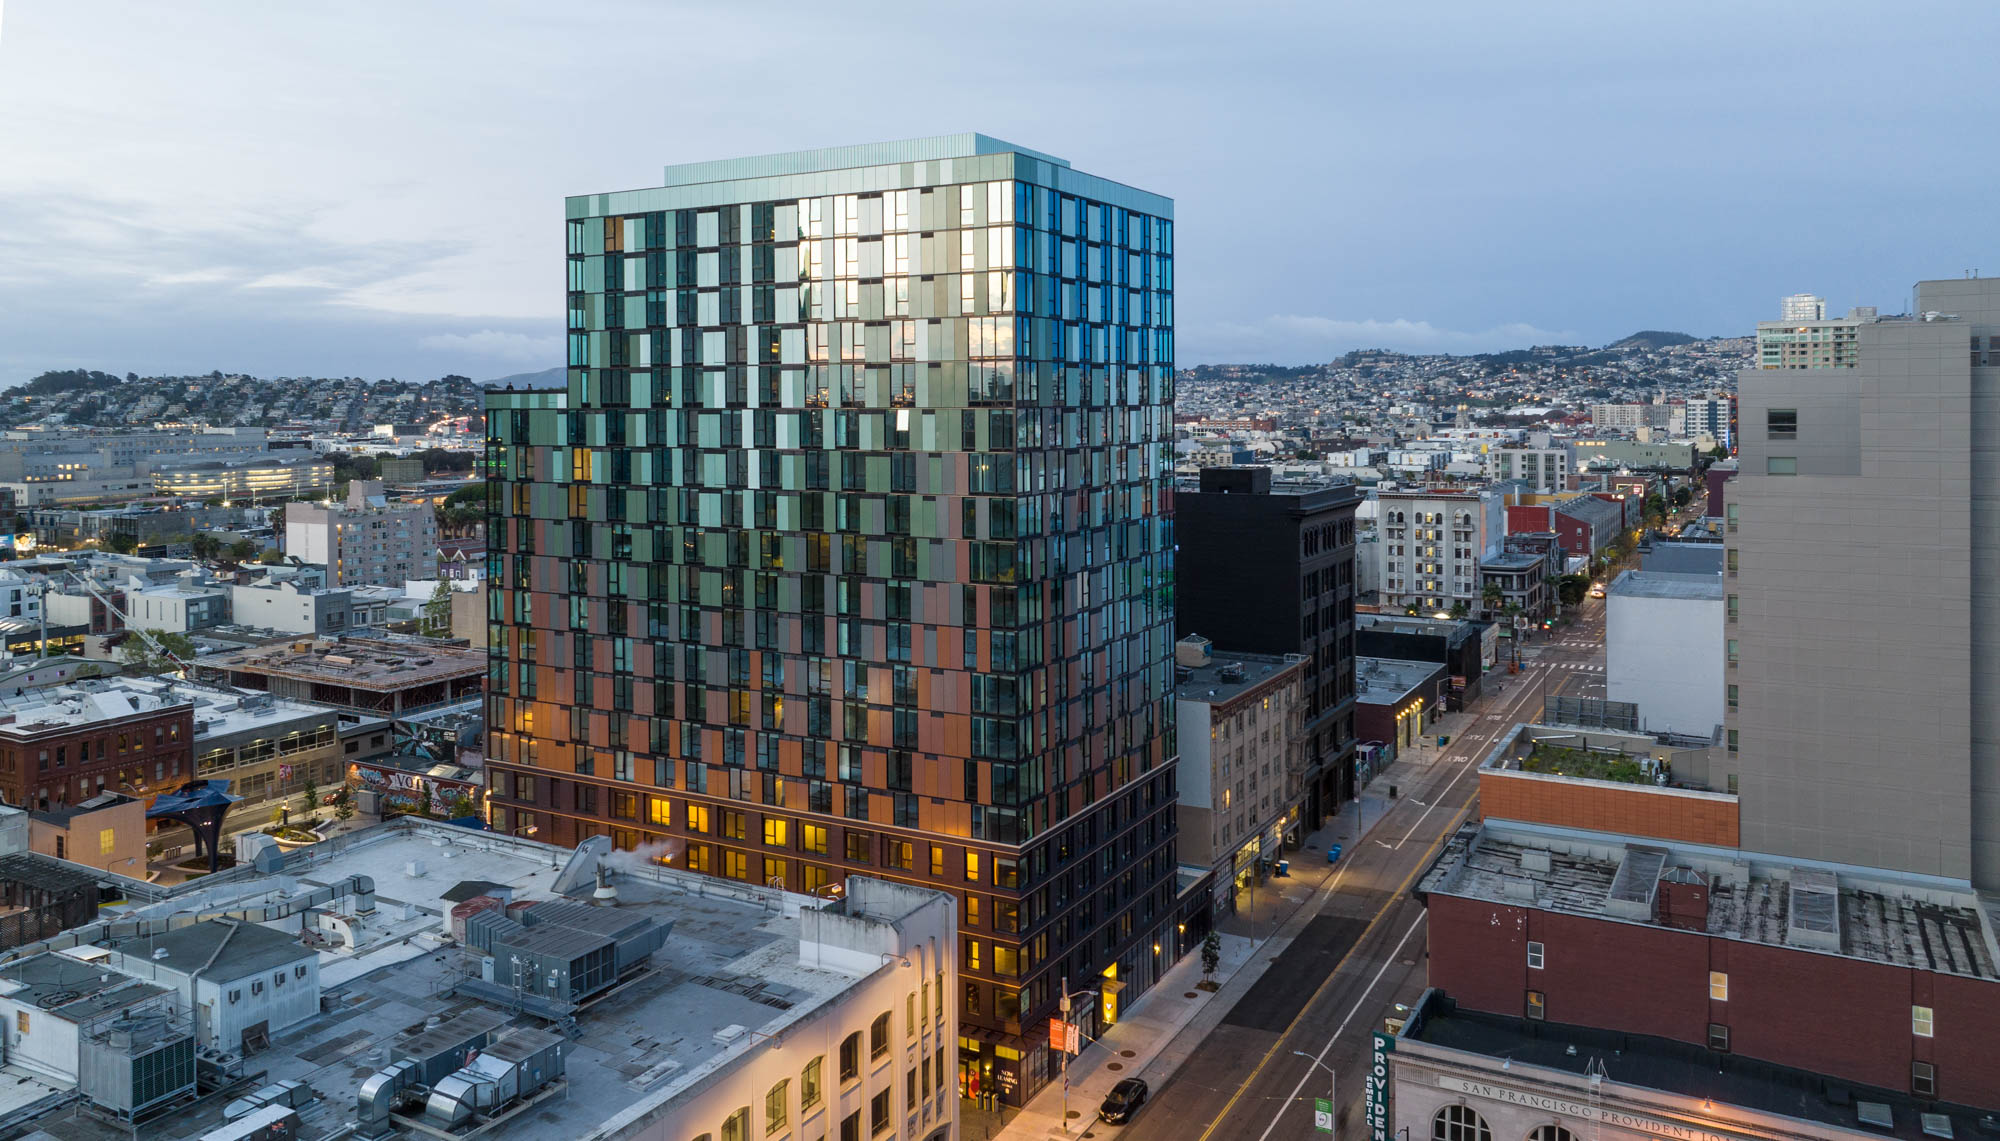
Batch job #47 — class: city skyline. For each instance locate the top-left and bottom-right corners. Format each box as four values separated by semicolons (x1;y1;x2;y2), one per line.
5;1;1998;382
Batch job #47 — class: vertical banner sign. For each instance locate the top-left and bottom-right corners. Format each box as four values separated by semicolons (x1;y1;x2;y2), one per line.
1366;1031;1396;1141
1315;1097;1334;1133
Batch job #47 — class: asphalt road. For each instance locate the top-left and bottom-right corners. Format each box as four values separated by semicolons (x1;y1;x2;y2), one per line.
1109;602;1607;1141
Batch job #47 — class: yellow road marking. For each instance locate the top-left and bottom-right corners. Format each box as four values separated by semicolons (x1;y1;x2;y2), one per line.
1191;797;1473;1141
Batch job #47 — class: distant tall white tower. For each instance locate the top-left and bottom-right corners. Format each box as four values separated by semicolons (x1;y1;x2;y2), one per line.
1780;293;1826;321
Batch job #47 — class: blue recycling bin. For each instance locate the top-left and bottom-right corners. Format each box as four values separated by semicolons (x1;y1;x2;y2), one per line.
1326;844;1344;864
1274;859;1290;877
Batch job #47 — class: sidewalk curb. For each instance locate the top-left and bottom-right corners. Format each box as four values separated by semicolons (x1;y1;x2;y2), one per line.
986;770;1418;1141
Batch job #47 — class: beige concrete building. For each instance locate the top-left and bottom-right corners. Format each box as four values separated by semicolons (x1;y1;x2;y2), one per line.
1756;293;1879;370
28;791;146;876
1725;277;2000;890
1172;638;1306;918
285;480;437;587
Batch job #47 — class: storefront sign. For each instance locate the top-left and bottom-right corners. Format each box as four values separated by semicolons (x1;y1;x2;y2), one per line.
1435;1076;1747;1141
1365;1031;1395;1141
997;1066;1018;1099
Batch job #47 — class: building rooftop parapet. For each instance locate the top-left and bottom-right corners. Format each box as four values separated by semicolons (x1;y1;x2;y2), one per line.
1419;820;2000;981
1354;656;1444;705
1399;989;1994;1141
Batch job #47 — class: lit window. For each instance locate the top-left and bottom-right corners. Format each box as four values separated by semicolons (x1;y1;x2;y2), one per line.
1709;971;1728;1001
1913;1005;1934;1037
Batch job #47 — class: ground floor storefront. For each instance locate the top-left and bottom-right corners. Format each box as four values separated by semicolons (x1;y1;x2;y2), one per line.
957;917;1186;1110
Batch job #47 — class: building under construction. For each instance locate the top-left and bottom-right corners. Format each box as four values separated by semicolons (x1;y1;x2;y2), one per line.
190;638;482;718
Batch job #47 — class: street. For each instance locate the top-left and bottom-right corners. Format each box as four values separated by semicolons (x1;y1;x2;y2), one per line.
1108;599;1608;1141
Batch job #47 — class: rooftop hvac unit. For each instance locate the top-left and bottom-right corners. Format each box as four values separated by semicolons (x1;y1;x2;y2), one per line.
80;1011;197;1119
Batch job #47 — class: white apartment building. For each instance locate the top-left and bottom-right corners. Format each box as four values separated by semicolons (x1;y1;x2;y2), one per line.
1685;396;1732;451
0;569;42;623
1481;445;1570;493
285;480;437;587
1780;291;1826;321
1589;403;1648;431
1376;487;1506;613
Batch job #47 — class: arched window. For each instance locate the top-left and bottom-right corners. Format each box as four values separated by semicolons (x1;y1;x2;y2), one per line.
765;1080;789;1134
1433;1104;1492;1141
870;1011;892;1058
1527;1127;1575;1141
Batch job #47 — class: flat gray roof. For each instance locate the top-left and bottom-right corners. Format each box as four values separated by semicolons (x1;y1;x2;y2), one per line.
1174;652;1301;705
1608;569;1723;601
0;952;170;1022
112;919;315;982
1355;657;1444;705
1420;822;1999;981
661;133;1069;186
32;819;929;1141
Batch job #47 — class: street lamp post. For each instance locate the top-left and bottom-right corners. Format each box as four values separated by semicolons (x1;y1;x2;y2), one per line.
1293;1050;1337;1135
1060;976;1074;1134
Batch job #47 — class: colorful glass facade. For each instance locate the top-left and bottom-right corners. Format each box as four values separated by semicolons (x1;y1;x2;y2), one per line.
484;136;1177;1103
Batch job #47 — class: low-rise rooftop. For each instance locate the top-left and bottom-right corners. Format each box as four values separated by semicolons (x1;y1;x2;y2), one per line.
1173;650;1302;705
1356;613;1479;641
1609;568;1724;601
11;819;944;1141
1420;821;2000;981
1355;656;1444;705
0;684;190;739
0;951;170;1023
195;637;481;690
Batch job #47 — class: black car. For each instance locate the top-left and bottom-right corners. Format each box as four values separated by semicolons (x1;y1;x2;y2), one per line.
1100;1078;1149;1123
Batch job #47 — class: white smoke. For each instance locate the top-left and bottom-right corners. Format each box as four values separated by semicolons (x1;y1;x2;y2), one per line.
603;838;682;875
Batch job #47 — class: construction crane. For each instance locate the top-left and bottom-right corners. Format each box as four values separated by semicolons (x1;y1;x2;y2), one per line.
26;573;198;675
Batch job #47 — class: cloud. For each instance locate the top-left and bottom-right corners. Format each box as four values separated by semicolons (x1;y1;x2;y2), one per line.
416;330;561;362
1187;314;1581;363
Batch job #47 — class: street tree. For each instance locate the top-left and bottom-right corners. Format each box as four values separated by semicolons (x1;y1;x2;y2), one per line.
117;629;196;676
421;580;453;635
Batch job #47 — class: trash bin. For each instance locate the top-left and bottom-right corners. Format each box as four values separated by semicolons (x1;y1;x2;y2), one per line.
1389;784;1399;799
1274;859;1290;877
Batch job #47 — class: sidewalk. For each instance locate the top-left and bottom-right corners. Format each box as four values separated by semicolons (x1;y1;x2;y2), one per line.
971;762;1416;1141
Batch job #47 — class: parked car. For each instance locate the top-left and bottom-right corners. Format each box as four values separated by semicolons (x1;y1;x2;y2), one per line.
1100;1078;1149;1124
1588;584;1606;598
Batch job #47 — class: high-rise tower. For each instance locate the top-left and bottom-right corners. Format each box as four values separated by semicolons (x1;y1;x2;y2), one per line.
1725;278;2000;889
484;135;1178;1102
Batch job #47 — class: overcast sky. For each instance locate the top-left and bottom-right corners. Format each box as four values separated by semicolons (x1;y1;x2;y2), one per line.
2;0;1996;384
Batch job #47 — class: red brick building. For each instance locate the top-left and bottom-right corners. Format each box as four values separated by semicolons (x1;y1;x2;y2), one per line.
0;685;195;811
1504;493;1630;560
1420;820;2000;1109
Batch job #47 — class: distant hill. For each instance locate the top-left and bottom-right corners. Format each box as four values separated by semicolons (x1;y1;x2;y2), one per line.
1608;330;1700;350
482;366;564;389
